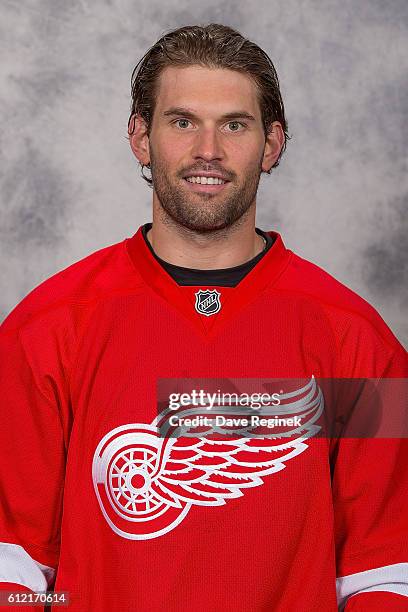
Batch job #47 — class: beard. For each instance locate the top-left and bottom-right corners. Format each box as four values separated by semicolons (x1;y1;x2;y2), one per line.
149;148;264;233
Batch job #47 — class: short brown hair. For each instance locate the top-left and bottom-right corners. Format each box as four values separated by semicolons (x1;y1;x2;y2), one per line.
128;23;290;186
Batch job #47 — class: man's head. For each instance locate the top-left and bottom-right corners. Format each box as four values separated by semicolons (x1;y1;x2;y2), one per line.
128;24;289;233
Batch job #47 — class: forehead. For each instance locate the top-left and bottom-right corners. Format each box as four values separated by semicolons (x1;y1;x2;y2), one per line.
154;65;261;119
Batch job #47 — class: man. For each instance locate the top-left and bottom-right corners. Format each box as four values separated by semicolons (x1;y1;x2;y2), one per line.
0;23;407;611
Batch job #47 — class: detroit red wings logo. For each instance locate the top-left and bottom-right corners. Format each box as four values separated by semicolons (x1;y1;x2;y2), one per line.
92;377;323;540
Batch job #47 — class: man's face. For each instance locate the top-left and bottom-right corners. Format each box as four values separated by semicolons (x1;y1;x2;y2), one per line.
146;65;272;232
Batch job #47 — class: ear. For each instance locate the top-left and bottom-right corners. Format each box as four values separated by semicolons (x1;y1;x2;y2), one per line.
128;113;150;166
261;121;285;172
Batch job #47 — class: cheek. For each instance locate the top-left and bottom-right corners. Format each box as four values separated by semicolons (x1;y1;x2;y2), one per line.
237;151;263;174
153;138;186;170
227;137;264;165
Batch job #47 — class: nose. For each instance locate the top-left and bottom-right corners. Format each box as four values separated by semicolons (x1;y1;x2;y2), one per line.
191;126;224;162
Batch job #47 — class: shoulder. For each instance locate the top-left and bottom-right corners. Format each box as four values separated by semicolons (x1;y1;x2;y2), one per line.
275;249;406;370
278;251;382;321
1;237;143;335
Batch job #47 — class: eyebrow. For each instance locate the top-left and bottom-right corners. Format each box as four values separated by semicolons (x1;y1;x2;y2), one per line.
162;107;256;122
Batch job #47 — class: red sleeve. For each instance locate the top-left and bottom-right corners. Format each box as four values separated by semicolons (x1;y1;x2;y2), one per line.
332;338;408;609
345;590;408;610
0;582;43;612
0;314;68;601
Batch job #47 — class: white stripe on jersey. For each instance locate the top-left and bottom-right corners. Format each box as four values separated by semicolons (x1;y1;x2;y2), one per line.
337;562;408;610
0;542;56;592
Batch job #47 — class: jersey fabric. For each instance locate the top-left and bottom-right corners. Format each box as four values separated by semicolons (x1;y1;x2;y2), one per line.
0;225;407;611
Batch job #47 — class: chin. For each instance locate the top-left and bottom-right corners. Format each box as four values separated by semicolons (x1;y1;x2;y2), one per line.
178;218;234;233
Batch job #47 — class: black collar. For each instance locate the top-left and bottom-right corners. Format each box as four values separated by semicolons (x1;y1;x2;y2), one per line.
141;223;274;287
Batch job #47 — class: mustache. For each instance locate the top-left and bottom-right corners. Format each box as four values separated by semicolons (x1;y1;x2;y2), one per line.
180;166;234;180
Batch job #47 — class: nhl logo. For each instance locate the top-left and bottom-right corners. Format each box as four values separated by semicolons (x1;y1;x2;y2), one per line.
194;289;221;316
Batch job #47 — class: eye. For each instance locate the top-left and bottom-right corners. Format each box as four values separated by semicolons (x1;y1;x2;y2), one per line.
225;121;246;132
173;118;193;129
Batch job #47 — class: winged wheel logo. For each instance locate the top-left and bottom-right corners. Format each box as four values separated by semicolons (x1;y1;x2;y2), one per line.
92;377;323;539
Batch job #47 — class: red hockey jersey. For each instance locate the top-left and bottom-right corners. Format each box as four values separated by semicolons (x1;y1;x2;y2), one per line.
0;226;407;611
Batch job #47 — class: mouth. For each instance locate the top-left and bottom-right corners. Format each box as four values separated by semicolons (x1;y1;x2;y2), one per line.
182;176;231;193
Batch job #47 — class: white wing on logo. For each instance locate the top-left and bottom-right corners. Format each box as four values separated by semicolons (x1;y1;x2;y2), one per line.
153;376;323;507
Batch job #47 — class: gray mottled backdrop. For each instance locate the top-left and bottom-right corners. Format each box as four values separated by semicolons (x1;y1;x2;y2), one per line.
1;0;407;346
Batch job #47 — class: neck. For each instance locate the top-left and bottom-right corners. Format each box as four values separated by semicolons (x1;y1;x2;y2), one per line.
147;200;264;270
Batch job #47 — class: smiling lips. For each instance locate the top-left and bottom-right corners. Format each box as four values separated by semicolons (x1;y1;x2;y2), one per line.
185;176;227;185
183;173;231;193
183;177;230;193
